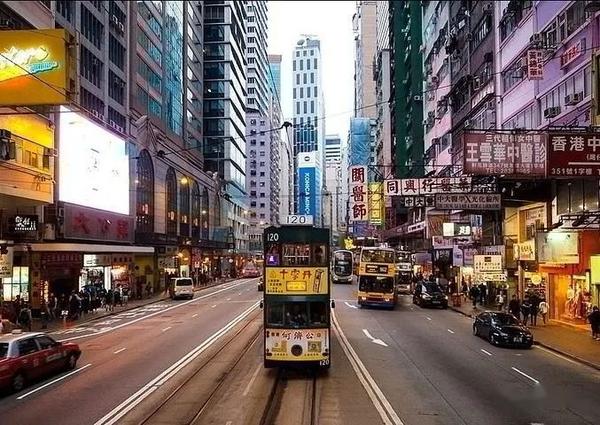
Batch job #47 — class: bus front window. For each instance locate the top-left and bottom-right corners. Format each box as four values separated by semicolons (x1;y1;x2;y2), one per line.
359;276;395;293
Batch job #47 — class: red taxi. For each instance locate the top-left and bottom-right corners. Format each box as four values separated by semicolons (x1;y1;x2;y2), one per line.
241;264;261;278
0;331;81;393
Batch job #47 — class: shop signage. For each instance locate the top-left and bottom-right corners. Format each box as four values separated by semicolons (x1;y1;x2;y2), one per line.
591;256;600;285
435;194;501;210
443;222;471;237
0;29;71;105
349;165;369;223
462;248;478;266
63;204;134;243
0;245;14;277
369;183;383;225
83;254;112;267
111;254;133;265
432;236;453;249
384;177;472;196
514;240;535;261
40;252;82;267
11;215;38;232
463;132;546;176
475;271;507;282
560;38;585;68
473;255;502;272
535;231;579;264
413;252;432;265
407;221;426;234
453;246;464;267
396;196;435;208
527;49;544;80
265;267;328;295
547;133;600;177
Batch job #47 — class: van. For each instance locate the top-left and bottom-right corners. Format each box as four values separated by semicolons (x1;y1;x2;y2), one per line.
172;277;194;300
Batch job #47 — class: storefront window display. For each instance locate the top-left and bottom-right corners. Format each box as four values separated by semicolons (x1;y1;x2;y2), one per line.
552;275;592;323
2;266;29;301
524;272;547;300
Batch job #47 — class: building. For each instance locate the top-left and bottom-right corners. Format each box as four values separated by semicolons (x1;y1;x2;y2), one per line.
324;134;344;245
203;0;249;264
292;36;325;224
348;118;377;175
353;1;377;119
325;134;342;163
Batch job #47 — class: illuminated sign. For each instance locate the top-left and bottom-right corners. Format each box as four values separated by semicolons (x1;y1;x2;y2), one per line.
265;267;328;295
11;215;38;232
59;106;130;215
0;29;70;105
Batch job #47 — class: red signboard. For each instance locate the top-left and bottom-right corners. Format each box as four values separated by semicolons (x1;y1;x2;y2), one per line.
64;204;134;243
548;133;600;177
527;49;544;80
463;132;546;176
560;38;585;68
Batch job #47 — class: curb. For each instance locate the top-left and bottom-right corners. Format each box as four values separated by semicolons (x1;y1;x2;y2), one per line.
449;305;600;371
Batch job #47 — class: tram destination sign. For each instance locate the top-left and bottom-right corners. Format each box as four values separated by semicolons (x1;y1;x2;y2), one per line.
283;215;314;225
435;194;501;210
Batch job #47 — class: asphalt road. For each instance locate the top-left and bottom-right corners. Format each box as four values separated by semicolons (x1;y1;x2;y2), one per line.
0;278;262;425
332;283;600;425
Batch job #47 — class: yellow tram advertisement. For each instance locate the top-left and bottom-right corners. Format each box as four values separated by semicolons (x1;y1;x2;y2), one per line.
265;328;329;362
265;267;329;295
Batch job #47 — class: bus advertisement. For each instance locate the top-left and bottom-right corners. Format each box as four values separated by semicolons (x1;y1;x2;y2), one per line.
357;247;397;308
262;224;331;368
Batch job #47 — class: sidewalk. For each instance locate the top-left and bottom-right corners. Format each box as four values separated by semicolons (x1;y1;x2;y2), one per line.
29;278;237;333
449;300;600;371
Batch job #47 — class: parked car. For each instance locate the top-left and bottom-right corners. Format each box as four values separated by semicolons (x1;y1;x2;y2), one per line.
473;312;533;348
413;281;448;308
0;331;81;393
171;277;194;300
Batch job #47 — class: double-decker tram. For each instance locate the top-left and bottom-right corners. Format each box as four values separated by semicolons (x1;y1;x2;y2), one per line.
262;224;332;368
357;246;397;308
332;249;353;284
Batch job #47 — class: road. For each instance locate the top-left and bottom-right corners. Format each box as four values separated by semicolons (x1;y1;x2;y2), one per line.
0;278;262;425
332;283;600;425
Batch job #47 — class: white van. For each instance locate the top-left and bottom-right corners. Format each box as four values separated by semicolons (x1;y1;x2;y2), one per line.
172;277;194;300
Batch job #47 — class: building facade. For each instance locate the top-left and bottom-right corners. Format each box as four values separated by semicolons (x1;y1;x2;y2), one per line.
353;1;378;119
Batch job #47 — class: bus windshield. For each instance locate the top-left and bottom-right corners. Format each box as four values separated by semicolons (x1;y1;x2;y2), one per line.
266;301;329;328
360;249;395;264
358;276;395;294
333;251;353;277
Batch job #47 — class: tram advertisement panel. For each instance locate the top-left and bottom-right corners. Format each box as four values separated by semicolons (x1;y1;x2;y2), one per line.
265;267;329;295
265;328;329;362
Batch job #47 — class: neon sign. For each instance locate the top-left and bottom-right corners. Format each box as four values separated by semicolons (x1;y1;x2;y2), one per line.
0;46;58;82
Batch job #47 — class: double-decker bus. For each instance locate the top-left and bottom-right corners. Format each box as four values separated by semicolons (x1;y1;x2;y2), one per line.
262;224;331;368
357;247;397;308
332;250;353;284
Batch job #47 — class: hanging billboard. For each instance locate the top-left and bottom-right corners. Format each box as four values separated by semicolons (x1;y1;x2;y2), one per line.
349;165;368;223
298;167;316;217
547;133;600;177
535;231;579;264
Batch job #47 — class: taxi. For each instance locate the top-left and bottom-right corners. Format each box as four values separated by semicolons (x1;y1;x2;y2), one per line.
0;331;82;393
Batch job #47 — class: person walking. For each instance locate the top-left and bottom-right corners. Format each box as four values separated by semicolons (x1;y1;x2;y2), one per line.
529;292;540;326
587;306;600;340
521;298;532;326
17;304;32;331
508;295;521;321
495;292;505;312
538;299;549;325
469;285;480;309
479;283;488;306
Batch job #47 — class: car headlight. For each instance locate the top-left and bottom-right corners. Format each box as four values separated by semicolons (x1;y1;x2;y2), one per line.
443;295;448;300
421;294;431;299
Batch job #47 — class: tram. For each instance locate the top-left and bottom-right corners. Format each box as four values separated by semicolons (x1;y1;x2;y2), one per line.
262;223;332;368
356;246;397;308
332;249;353;284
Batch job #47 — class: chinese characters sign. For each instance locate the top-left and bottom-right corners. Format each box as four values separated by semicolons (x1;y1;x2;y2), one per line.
560;38;585;68
265;328;328;361
64;204;134;243
548;133;600;177
265;267;329;295
473;255;503;272
396;196;435;208
368;182;383;225
349;166;368;223
0;246;14;278
11;215;38;232
536;232;579;264
435;194;501;210
527;49;544;80
383;177;472;196
463;132;546;176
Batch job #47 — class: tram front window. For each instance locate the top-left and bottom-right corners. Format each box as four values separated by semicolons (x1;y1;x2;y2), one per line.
359;276;395;294
266;301;328;328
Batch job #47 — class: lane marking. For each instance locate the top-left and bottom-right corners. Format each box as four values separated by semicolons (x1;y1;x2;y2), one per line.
59;278;257;342
211;305;217;308
226;298;231;301
344;301;358;309
511;367;540;385
333;312;403;425
94;302;259;425
426;317;432;321
17;363;92;400
192;313;198;318
238;292;242;296
447;329;455;334
162;326;172;332
534;345;578;365
242;363;262;397
226;421;233;425
113;348;127;354
480;349;492;356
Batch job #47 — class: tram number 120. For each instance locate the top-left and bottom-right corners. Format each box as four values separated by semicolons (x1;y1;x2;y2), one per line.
266;233;279;242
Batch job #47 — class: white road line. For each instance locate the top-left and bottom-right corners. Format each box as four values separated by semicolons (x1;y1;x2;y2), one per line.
94;302;259;425
59;279;256;342
192;313;198;318
480;349;493;356
17;364;92;400
238;292;242;296
362;329;375;340
162;326;172;332
113;348;127;354
426;317;432;321
242;363;262;397
534;345;578;365
226;298;231;301
226;421;233;425
447;329;455;334
344;301;358;309
511;367;540;385
211;304;217;308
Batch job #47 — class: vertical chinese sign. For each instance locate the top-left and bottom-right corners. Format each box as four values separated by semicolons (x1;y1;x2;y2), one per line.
368;182;383;226
527;49;544;80
348;165;369;223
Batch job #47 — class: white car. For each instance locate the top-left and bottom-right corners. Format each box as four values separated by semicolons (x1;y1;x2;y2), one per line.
172;277;194;300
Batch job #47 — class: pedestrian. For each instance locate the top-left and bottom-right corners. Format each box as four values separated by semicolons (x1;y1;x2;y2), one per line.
521;298;532;326
495;292;505;312
538;299;549;325
479;283;487;306
48;293;57;321
587;306;600;340
122;286;129;306
461;279;468;301
469;285;480;309
508;295;521;321
530;292;540;326
17;304;32;331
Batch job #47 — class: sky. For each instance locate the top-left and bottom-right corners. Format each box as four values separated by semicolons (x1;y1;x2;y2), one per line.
268;1;356;141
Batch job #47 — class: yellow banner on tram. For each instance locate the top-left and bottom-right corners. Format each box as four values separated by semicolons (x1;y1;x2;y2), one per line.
265;267;329;295
265;328;329;362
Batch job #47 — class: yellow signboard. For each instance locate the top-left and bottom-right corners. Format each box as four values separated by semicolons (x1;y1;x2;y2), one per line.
358;262;396;277
369;182;383;225
0;29;70;105
0;113;54;148
265;267;329;295
265;328;329;362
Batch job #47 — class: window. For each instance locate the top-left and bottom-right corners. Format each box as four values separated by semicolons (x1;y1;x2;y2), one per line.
260;192;265;198
136;150;154;234
314;87;317;97
259;151;265;156
296;74;300;84
303;73;307;84
138;29;162;64
138;60;162;93
251;201;257;207
260;202;265;207
303;101;307;114
81;4;103;49
307;59;311;70
314;58;317;69
108;71;125;104
18;339;39;356
293;60;296;71
310;73;314;84
296;51;299;57
260;141;265;146
296;102;300;114
471;14;492;50
250;139;256;146
293;88;296;98
300;87;304;98
166;168;178;235
36;336;57;350
502;54;526;92
303;50;307;56
265;301;328;328
260;172;265;177
109;36;125;70
56;0;74;22
311;101;314;113
500;1;533;42
81;46;102;88
300;59;303;71
282;244;310;265
260;213;265;218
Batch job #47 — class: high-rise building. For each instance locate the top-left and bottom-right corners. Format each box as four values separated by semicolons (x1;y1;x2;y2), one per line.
325;134;342;163
203;0;249;257
292;36;325;224
324;134;345;245
375;0;392;179
246;1;269;116
353;1;377;119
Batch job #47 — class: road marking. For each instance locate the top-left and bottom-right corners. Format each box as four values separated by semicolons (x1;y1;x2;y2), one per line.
17;363;92;400
333;312;403;425
211;305;217;308
192;313;198;318
59;278;257;342
447;329;455;334
113;348;127;354
534;346;578;365
226;298;231;301
226;421;233;425
94;302;259;425
162;326;172;332
426;317;432;321
238;292;242;296
344;301;358;309
242;363;262;397
480;349;492;356
362;329;388;347
511;367;540;385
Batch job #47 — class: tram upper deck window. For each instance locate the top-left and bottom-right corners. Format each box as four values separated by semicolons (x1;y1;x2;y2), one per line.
265;243;280;266
282;244;311;266
266;301;329;328
313;244;327;266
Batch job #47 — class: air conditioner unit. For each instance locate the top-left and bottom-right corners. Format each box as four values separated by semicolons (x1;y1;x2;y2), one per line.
565;92;583;105
463;119;472;128
543;106;561;118
431;75;439;84
118;22;125;34
43;147;58;157
414;95;422;101
116;125;124;133
92;110;100;118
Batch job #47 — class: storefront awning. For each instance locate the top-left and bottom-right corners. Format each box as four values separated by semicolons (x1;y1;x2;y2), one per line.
23;243;154;254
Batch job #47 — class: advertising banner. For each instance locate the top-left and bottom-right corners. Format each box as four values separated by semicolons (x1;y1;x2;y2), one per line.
463;132;546;176
548;133;600;177
298;167;316;217
64;204;134;243
0;29;71;105
368;182;383;225
349;165;368;222
265;267;329;295
265;328;328;362
0;246;14;278
536;231;579;264
527;49;544;80
473;255;503;272
514;240;536;261
435;194;501;210
384;177;472;196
